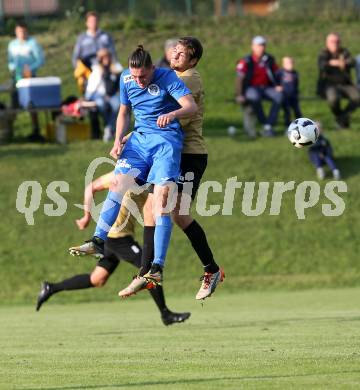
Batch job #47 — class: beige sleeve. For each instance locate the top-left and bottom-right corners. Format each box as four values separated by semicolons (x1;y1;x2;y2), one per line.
179;75;201;128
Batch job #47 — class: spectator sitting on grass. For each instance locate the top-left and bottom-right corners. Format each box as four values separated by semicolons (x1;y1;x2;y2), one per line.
317;33;360;129
85;48;122;142
155;39;177;68
277;56;302;129
355;54;360;89
308;122;341;180
7;20;45;142
235;35;282;137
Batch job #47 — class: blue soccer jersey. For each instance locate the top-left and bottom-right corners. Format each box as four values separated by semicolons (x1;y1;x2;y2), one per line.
94;66;192;274
120;67;191;134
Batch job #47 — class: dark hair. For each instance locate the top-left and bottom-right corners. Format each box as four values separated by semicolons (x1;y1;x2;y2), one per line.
16;20;28;29
178;37;203;65
86;11;98;20
128;45;153;68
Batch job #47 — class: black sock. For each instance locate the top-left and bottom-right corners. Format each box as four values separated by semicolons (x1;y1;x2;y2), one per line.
150;263;163;274
139;226;155;276
93;236;104;245
148;285;168;314
50;274;93;294
183;220;219;274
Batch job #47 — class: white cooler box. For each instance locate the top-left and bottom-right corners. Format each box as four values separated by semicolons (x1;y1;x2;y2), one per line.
16;77;62;108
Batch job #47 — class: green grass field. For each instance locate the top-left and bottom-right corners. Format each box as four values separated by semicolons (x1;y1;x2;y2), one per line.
0;16;360;299
1;131;360;304
2;288;360;389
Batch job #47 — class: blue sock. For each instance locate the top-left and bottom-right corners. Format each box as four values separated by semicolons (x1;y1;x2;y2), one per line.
153;216;173;268
94;190;123;241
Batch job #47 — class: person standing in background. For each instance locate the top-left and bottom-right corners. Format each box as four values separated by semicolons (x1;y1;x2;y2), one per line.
277;56;302;128
7;21;45;141
72;11;118;71
72;11;120;139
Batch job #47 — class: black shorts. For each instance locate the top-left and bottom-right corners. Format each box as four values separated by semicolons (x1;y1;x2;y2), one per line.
147;154;207;200
177;153;208;200
97;236;142;274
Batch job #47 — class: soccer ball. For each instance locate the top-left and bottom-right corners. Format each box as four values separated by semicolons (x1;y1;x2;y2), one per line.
287;118;319;148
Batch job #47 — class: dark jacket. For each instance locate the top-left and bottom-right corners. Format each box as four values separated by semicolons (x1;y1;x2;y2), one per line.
317;47;355;97
155;56;171;69
277;69;299;98
309;134;333;156
242;53;278;92
103;67;120;97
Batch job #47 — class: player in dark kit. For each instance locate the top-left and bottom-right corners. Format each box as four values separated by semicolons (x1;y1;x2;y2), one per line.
36;173;190;326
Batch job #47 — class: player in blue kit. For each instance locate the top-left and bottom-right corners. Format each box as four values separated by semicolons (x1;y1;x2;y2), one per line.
70;45;197;287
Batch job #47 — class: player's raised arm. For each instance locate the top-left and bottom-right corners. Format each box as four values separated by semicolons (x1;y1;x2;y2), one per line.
157;93;197;128
110;104;131;159
75;172;114;230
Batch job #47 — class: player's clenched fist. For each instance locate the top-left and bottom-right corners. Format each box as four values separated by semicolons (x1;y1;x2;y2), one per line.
157;112;176;128
110;141;122;159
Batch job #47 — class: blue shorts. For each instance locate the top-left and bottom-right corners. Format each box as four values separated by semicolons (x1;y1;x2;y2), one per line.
115;131;183;185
